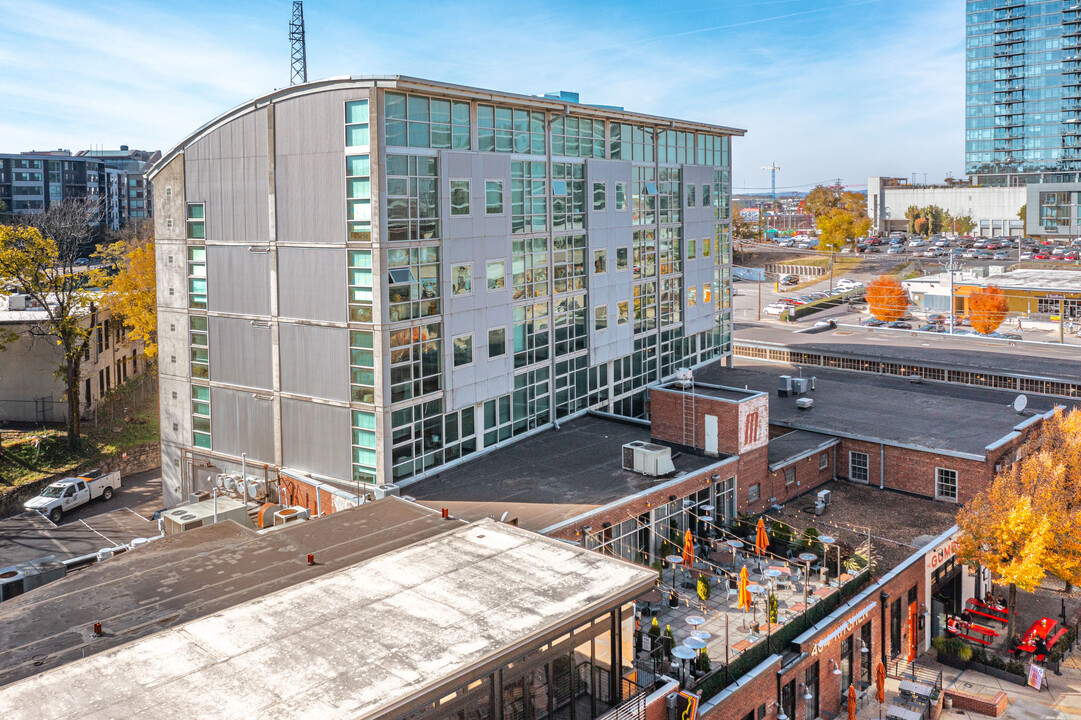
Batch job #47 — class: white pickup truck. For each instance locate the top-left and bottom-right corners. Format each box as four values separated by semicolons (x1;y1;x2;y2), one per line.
24;469;122;524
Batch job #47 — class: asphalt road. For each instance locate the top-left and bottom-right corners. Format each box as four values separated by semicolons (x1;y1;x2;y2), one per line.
0;468;161;567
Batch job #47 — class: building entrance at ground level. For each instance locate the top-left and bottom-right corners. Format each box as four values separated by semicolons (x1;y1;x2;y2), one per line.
930;556;962;643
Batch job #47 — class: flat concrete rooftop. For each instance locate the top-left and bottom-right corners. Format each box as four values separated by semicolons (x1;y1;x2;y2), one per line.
767;430;838;471
974;268;1081;292
0;503;653;720
697;358;1062;458
734;322;1081;384
407;413;729;532
662;381;761;403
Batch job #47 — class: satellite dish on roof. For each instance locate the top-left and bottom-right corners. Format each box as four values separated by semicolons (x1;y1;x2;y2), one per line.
1013;394;1028;414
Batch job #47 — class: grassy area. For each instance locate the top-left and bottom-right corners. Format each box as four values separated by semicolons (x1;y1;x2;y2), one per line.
0;375;158;490
786;254;862;270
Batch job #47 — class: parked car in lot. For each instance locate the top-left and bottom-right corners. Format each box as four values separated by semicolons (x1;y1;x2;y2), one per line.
861;318;886;327
1064;251;1079;260
1033;252;1051;260
992;251;1010;260
779;274;799;285
887;246;905;254
24;470;122;524
886;321;912;329
764;303;788;316
777;239;794;247
917;323;940;332
1020;252;1034;260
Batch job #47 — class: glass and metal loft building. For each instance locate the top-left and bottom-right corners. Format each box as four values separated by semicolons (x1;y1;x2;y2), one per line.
966;0;1081;185
150;76;743;507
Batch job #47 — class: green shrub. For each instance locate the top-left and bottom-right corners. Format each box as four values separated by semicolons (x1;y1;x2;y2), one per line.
801;527;824;555
697;648;711;673
648;617;661;638
652;560;663;582
956;644;973;662
931;635;947;654
768;593;778;624
697;574;711;602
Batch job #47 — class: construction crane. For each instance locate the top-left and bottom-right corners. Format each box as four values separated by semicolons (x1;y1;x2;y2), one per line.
289;1;307;86
760;162;780;202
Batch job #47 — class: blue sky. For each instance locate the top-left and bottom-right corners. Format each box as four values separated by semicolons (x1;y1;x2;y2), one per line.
0;0;964;193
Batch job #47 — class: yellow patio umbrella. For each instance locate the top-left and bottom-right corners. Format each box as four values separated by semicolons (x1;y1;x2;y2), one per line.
682;529;695;569
738;566;751;611
847;684;857;720
875;661;886;704
755;517;770;556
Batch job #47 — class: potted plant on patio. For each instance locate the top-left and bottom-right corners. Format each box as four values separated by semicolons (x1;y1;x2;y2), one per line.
697;573;711;602
663;624;675;659
647;617;661;652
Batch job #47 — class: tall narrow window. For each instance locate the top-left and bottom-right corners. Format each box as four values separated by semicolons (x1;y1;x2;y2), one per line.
351;410;377;484
615;182;627;211
346;155;371;242
450;180;470;216
347;249;373;322
593;182;606;211
187;246;206;309
349;331;375;403
345;100;370;147
192;385;211;449
190;316;209;379
186;203;204;239
485;180;504;214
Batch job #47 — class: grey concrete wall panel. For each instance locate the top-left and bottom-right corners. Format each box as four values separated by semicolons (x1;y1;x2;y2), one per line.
208;316;273;390
277;246;348;322
442;152;513;248
206;246;271;316
154;156;186;243
210;386;275;463
279;323;350;402
185;108;269;242
156;240;189;313
281;397;351;480
274;90;360;244
160;442;184;508
157;308;190;380
159;377;190;446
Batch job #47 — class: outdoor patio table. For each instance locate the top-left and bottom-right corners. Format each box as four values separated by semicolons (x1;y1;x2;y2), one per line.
898;680;933;700
798;553;817;563
788;602;806;613
732;639;754;652
1016;616;1058;654
685;615;706;629
813;586;836;598
885;706;921;720
767;565;792;575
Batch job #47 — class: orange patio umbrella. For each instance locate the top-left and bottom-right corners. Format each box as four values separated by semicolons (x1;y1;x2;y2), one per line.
755;517;770;556
738;566;751;611
682;529;695;569
847;684;857;720
875;662;886;704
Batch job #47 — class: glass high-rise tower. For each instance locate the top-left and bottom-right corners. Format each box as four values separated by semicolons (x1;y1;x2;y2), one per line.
967;0;1081;186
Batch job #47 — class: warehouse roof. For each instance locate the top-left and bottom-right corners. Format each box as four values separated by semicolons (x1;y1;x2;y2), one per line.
0;503;653;720
969;269;1081;293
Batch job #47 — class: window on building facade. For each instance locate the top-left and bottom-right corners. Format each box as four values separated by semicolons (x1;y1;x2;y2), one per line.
511;160;548;233
784;466;795;485
632;166;657;226
453;334;473;367
450;180;470;216
696;133;729;166
687;184;696;207
388;246;440;322
513;302;550;369
850;451;869;483
488;327;506;357
186;203;205;239
478;105;545;154
553;294;587;356
748;483;760;503
351;410;377;484
347;249;373;322
595;305;608;331
593;182;606;211
512;237;548;300
386;154;439;241
617;300;629;325
451;264;472;295
687;239;697;259
192;385;211;449
346;154;371;241
345;100;370;147
485;180;504;214
615;181;627;211
687;286;696;308
551;116;604;158
487;260;506;290
658;227;682;275
190;316;209;379
657;167;682;224
820;452;829;470
552;163;586;230
389;323;441;402
936;467;958;502
610;123;654;162
349;331;375;403
385;93;469;149
594;249;607;274
187;246;206;309
616;246;629;271
553;234;586;293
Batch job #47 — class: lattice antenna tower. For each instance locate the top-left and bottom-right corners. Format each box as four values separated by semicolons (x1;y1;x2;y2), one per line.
289;1;307;86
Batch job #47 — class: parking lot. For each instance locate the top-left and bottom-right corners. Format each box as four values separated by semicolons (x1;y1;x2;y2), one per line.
0;468;161;566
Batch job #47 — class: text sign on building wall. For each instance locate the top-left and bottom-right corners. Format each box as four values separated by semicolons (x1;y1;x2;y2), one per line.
737;395;769;454
926;536;959;573
809;601;877;656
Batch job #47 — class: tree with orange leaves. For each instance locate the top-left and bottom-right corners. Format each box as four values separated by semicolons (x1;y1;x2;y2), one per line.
865;276;908;322
92;224;158;359
957;407;1081;639
968;286;1009;335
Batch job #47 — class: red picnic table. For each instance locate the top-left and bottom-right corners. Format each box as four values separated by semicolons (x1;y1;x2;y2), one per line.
1014;617;1059;657
966;597;1010;624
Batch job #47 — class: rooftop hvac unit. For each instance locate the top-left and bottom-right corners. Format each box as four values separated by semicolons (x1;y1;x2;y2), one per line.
7;294;28;311
620;441;676;477
796;397;814;410
189;491;211;504
273;506;311;526
373;483;400;500
814;488;832;516
223;475;237;493
0;556;66;602
244;479;267;500
908;374;922;384
778;375;792;397
792;377;810;395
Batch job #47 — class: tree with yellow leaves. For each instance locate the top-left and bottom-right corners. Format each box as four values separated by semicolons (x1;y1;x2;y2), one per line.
92;221;157;358
957;407;1081;639
969;286;1009;335
865;276;909;322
